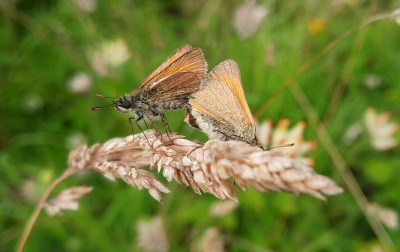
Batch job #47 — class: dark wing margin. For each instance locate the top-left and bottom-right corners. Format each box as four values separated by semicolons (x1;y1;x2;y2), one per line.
143;72;201;103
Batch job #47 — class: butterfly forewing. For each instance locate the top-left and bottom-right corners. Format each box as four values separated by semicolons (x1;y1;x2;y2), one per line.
138;45;193;88
144;72;201;103
137;46;206;92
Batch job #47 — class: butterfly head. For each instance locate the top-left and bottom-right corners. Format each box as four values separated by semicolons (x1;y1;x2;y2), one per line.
115;96;132;113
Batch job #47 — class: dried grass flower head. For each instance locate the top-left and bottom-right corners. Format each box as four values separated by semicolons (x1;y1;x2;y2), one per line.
68;134;170;202
44;186;93;216
257;119;317;166
68;130;342;202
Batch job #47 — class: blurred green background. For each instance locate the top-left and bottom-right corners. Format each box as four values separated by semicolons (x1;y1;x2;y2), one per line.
1;0;400;251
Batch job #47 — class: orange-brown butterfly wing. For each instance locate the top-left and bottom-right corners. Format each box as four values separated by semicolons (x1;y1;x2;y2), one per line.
207;60;254;123
137;45;206;92
189;60;256;143
190;79;246;128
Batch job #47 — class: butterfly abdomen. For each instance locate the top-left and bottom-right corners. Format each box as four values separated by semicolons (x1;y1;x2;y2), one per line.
160;98;189;110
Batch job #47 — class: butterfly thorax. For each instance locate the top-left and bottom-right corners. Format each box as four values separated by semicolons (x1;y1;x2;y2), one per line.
115;93;188;120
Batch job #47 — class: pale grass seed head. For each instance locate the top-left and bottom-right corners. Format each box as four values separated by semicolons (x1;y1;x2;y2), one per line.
68;130;342;202
68;134;170;202
44;186;93;216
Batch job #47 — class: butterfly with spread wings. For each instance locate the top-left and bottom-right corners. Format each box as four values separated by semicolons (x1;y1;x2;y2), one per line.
111;45;207;129
185;59;261;147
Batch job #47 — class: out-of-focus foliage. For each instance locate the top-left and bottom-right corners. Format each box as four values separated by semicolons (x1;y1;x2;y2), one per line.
1;0;399;251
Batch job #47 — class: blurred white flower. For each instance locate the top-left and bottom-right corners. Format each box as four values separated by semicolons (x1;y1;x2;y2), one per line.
363;74;382;89
90;38;131;76
257;119;317;166
194;227;224;252
72;0;96;13
209;200;238;217
21;170;55;203
233;0;268;39
44;186;93;216
342;122;363;145
22;94;44;113
364;107;398;151
393;8;400;25
367;203;398;230
66;131;87;149
136;216;169;252
67;72;92;93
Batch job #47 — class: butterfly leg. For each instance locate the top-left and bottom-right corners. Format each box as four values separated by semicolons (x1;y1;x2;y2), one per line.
142;116;150;129
127;115;140;135
129;116;154;148
160;113;172;133
159;112;174;145
146;116;160;132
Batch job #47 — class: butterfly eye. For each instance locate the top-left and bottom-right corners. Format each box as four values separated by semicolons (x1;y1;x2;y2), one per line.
115;98;132;112
120;99;131;109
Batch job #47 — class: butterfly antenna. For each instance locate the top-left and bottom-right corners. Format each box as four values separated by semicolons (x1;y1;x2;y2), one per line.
96;93;115;99
92;93;116;110
265;143;295;151
91;103;115;111
186;143;203;157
